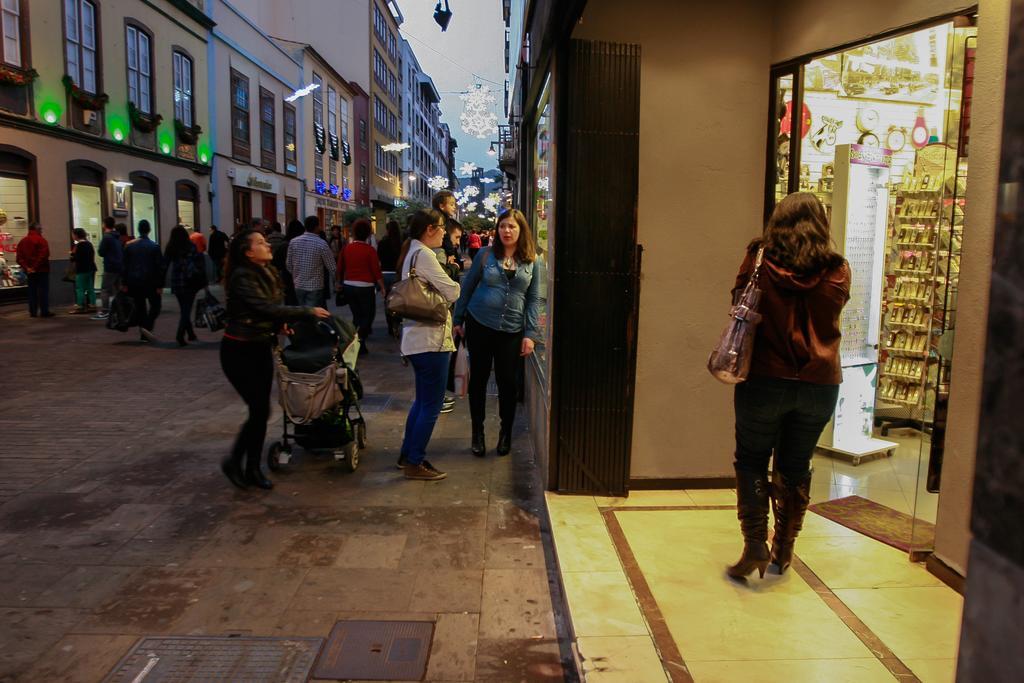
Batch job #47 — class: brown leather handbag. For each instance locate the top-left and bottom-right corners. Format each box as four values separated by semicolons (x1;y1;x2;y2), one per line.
386;250;449;324
708;247;765;384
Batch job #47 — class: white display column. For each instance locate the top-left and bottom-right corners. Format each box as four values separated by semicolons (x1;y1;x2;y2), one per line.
818;144;897;464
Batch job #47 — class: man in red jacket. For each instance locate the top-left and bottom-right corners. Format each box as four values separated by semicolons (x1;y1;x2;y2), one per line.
15;221;53;317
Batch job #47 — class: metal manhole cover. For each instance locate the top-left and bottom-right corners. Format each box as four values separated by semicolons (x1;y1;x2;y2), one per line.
313;620;434;681
359;393;393;413
102;636;323;683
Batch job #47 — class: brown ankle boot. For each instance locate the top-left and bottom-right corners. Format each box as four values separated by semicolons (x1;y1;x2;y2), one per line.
770;469;812;573
727;467;771;580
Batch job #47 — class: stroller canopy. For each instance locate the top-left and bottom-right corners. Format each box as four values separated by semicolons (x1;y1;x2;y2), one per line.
282;315;358;373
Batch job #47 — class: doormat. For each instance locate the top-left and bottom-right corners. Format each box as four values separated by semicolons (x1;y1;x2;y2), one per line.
101;636;323;683
313;620;434;681
808;495;935;552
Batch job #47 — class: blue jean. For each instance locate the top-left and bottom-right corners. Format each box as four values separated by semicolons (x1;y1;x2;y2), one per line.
295;288;325;308
401;351;452;465
734;376;840;478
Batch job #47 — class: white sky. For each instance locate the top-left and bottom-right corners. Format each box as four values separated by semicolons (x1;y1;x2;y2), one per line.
398;0;507;171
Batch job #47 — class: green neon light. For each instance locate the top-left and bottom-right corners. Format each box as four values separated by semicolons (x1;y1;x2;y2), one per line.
158;129;174;155
39;101;62;124
197;141;212;164
107;113;128;142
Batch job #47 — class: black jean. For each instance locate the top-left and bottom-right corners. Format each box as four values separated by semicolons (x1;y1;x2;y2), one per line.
174;288;198;340
128;286;162;332
734;376;840;479
26;272;50;316
220;337;274;472
466;314;522;432
344;285;377;340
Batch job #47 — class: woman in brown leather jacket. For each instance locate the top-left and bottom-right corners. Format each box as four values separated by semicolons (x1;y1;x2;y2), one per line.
220;230;329;490
727;192;851;580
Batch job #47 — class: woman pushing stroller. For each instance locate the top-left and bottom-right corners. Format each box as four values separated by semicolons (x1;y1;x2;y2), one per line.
219;229;330;490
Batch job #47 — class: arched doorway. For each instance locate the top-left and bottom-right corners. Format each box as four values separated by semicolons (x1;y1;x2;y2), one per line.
68;160;107;289
129;171;159;243
175;180;199;232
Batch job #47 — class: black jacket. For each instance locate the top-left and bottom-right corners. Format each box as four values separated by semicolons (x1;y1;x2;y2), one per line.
123;237;164;289
224;262;314;341
208;229;230;259
71;240;97;274
98;232;123;273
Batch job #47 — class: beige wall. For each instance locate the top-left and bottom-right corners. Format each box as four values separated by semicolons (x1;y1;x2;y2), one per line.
574;0;775;480
933;0;1011;576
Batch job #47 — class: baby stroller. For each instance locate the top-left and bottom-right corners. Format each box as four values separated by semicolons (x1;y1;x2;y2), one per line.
267;315;367;472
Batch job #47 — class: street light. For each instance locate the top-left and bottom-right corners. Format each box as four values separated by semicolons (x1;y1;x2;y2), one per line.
487;142;497;157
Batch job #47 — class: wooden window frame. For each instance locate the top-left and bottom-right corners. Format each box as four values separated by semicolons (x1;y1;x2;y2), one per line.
63;0;101;94
1;0;30;70
283;101;297;176
124;20;153;115
230;68;250;161
259;86;275;171
172;48;194;128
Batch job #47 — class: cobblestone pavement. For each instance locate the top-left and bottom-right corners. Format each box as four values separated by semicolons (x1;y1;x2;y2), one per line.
0;291;575;682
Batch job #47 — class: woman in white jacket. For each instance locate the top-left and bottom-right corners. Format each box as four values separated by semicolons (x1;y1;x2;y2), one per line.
396;209;461;480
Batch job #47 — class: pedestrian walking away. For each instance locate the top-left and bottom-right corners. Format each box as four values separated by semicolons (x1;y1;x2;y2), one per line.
274;220;305;306
337;218;385;355
378;220;403;338
467;229;482;261
726;191;850;581
453;208;541;458
396;209;461;481
122;219;165;342
219;229;330;491
208;224;229;282
165;224;208;346
96;217;124;319
69;228;98;314
190;225;208;254
286;215;336;308
15;221;53;317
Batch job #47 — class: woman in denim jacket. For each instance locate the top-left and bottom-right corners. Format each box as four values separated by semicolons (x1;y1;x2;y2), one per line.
453;209;541;457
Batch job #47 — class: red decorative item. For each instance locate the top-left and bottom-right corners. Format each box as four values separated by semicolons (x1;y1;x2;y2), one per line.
0;64;38;87
911;110;929;150
780;101;812;139
62;74;109;111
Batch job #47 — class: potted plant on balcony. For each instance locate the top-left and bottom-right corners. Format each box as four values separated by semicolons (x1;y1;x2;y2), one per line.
128;101;163;133
175;118;202;145
0;64;38;87
61;75;108;110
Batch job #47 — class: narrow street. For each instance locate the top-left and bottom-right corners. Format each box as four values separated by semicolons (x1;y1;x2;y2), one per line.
0;293;575;682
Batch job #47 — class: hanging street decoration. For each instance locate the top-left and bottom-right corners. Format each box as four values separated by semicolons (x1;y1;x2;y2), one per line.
459;161;478;176
465;202;478;212
459;84;498;139
342;141;352;166
285;83;320;103
342;188;353;201
329;132;340;161
382;142;411;152
427;175;450;191
479;177;495;184
463;185;480;198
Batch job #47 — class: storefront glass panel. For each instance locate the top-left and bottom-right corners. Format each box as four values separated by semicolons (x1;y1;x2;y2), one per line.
177;199;195;231
71;183;103;287
0;176;30;289
531;78;553;388
133;192;157;242
770;18;976;557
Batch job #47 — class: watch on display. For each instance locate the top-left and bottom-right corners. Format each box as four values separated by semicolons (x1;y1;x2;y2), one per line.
911;110;929;149
887;126;907;152
855;108;880;133
858;132;880;147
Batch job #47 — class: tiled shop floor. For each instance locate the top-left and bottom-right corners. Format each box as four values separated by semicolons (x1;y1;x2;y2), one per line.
546;491;963;683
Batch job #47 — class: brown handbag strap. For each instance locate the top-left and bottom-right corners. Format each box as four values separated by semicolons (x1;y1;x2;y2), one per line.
749;247;766;286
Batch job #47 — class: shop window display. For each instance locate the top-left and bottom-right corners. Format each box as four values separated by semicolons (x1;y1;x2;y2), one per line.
0;176;29;289
71;182;103;287
531;79;553;389
769;19;977;555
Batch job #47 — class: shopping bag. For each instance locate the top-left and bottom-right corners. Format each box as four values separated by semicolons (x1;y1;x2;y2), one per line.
199;290;226;332
106;291;136;332
453;342;470;397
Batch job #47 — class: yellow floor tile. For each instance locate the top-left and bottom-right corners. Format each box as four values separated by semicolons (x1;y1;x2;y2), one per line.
615;510;876;662
577;635;668;682
561;570;649;637
903;659;957;683
686;658;895;683
797;535;944;589
683;489;736;506
801;511;866;538
832;467;905;492
595;490;695;508
550;520;622;573
546;492;605;528
832;587;963;661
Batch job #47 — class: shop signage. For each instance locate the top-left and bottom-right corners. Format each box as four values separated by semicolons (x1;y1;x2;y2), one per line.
232;169;279;194
342;141;352;166
329;132;340;160
314;123;326;154
849;144;892;168
313;194;348;210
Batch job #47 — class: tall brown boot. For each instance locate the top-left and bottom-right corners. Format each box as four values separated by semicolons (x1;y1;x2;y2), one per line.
727;466;771;580
770;469;812;573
